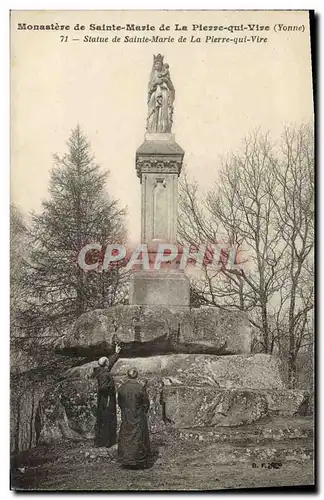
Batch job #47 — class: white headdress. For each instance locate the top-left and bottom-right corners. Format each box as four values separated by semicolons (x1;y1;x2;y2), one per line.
98;357;108;367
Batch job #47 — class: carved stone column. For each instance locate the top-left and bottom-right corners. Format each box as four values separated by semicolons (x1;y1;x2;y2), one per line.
136;133;183;247
130;133;190;311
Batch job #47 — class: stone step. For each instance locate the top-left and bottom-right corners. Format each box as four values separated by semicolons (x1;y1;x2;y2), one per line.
173;440;314;466
169;417;313;445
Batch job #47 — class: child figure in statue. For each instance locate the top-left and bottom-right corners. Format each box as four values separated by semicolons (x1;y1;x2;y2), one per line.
159;63;171;83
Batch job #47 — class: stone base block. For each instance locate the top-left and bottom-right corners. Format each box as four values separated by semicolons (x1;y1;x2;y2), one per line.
55;306;252;357
129;270;190;312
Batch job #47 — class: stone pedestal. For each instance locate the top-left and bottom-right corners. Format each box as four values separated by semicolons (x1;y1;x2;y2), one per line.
129;270;190;312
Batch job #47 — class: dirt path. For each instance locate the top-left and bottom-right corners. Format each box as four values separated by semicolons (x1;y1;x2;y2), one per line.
11;438;314;492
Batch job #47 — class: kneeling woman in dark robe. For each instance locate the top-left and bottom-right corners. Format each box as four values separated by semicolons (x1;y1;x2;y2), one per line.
117;368;151;469
92;344;121;448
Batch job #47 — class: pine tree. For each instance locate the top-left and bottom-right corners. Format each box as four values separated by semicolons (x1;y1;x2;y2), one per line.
22;126;127;335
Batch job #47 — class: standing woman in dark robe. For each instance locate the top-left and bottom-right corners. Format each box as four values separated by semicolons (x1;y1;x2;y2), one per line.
117;368;151;469
92;344;121;448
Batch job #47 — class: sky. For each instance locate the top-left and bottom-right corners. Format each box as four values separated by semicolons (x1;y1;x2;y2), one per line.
10;10;314;244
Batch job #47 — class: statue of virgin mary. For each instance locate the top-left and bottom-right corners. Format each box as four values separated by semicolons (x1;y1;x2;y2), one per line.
146;54;175;133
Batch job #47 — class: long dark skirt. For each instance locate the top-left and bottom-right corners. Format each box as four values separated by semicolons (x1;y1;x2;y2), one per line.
118;414;150;468
94;389;117;448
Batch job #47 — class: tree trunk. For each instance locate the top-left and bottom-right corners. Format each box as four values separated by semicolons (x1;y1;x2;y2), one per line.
288;351;297;389
28;386;35;449
261;298;269;353
14;394;21;453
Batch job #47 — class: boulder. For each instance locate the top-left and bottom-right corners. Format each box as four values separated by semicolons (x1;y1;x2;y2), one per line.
176;307;251;355
38;379;97;444
112;354;285;389
37;380;306;444
162;386;311;428
37;374;166;445
55;305;251;357
307;392;314;416
162;386;269;427
55;306;178;357
66;354;285;389
37;353;311;444
265;390;310;417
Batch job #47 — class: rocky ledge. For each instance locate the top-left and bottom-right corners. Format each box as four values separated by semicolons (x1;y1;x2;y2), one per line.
163;386;311;428
67;353;285;389
54;305;251;357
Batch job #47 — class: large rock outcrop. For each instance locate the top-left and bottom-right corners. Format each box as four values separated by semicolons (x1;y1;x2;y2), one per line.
55;305;251;357
163;387;269;427
40;304;312;447
162;386;310;428
67;354;285;389
36;355;310;443
37;375;166;445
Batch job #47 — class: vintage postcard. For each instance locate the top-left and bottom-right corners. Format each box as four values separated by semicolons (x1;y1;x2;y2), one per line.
10;9;314;491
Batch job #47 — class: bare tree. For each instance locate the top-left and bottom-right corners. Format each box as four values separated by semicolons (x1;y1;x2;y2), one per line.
178;124;314;388
271;124;314;387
